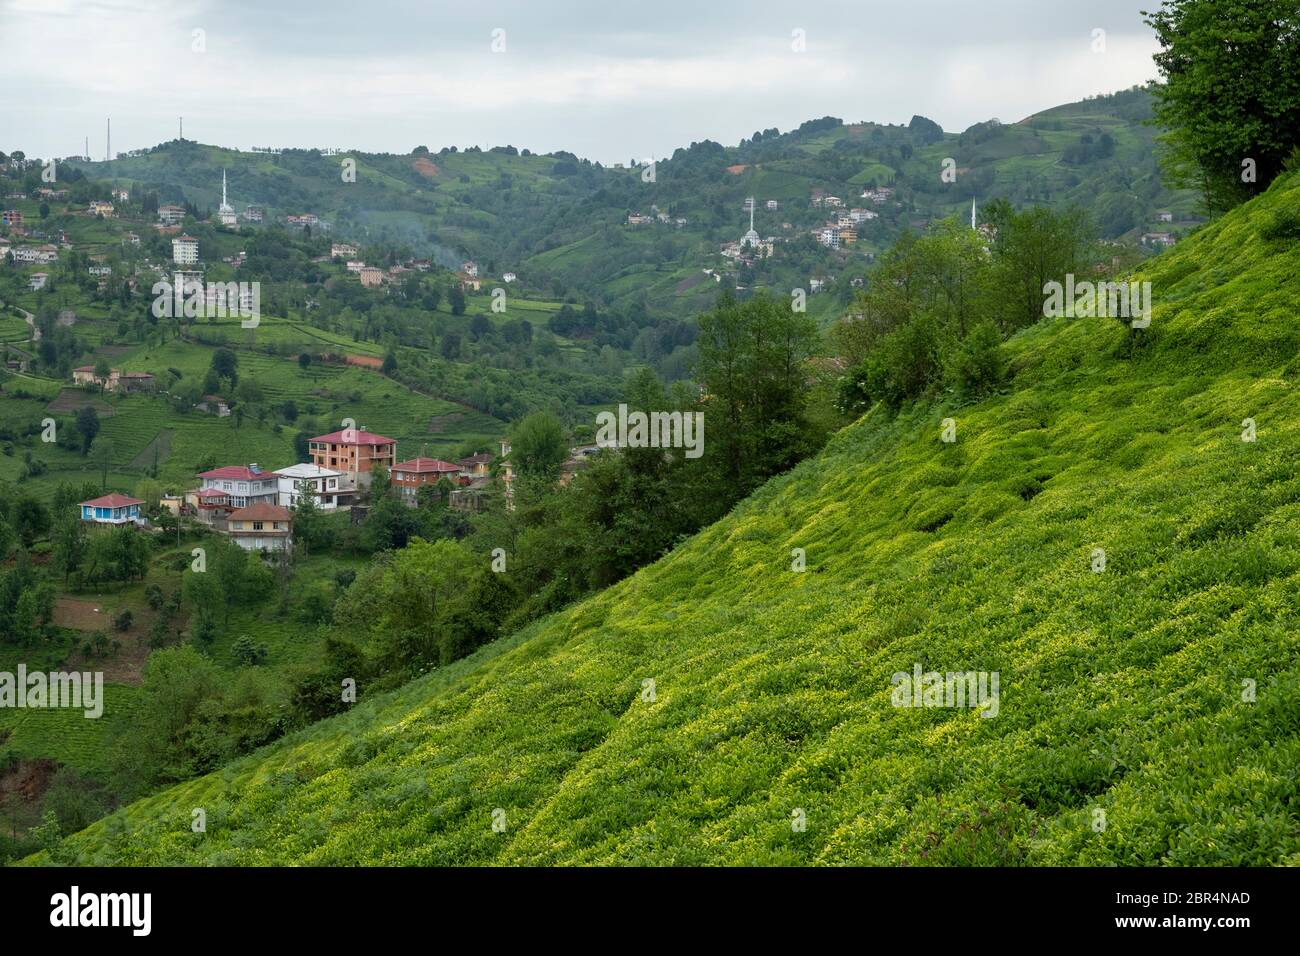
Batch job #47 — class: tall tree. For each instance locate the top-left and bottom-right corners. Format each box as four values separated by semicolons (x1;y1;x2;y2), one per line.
74;405;100;455
509;411;568;480
1145;0;1300;211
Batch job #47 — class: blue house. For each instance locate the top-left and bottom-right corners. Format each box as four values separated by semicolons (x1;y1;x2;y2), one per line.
79;493;145;525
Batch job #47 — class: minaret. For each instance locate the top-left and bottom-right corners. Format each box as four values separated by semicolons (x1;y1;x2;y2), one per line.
748;196;755;233
971;199;977;231
222;169;228;207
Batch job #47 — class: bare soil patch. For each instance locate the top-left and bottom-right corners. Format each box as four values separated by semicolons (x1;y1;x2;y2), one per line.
412;157;442;178
0;758;58;806
46;388;115;417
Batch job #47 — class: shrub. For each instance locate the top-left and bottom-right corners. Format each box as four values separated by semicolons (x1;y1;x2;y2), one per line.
945;320;1005;398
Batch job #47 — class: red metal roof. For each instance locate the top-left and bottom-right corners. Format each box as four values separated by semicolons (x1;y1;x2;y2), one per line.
393;457;460;474
198;465;270;480
310;429;395;445
80;493;144;508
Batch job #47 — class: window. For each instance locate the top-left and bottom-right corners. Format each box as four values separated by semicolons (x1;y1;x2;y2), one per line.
253;521;264;531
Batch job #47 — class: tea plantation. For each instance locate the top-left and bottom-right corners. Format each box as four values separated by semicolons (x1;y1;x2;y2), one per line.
29;171;1300;866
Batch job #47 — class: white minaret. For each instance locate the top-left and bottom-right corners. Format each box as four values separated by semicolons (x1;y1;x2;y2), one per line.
971;199;977;231
222;169;227;207
742;196;760;248
217;168;237;226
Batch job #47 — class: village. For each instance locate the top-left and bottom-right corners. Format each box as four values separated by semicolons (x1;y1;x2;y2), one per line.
74;427;516;555
0;164;513;314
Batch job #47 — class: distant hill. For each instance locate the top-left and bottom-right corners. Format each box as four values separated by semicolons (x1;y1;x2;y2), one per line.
68;87;1196;325
34;165;1300;867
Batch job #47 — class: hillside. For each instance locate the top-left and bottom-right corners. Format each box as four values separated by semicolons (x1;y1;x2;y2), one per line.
66;88;1194;324
29;170;1300;867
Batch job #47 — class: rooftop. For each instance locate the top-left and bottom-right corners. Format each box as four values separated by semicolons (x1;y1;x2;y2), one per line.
198;464;271;481
311;429;395;445
80;493;144;509
228;503;293;523
393;457;460;474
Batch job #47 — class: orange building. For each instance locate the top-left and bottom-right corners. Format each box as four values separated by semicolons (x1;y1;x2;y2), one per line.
309;428;396;488
391;457;460;504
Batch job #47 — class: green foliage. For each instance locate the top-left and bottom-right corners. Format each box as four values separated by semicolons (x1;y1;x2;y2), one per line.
1145;0;1300;211
74;405;100;455
509;411;566;480
837;205;1096;412
695;292;822;495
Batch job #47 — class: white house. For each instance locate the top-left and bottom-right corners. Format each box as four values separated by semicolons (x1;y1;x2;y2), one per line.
196;464;279;508
274;463;353;510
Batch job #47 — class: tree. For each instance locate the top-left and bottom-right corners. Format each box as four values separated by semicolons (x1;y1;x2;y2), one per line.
133;478;162;511
695;292;820;492
50;512;87;585
11;496;50;548
92;358;112;391
210;347;239;386
298;352;312;370
96;439;114;489
382;349;398;374
448;285;466;315
509;411;567;480
291;490;329;556
440;332;462;359
1145;0;1300;212
74;405;100;455
39;202;49;220
362;495;420;552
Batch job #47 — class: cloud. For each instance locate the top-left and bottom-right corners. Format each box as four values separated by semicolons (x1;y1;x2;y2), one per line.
0;0;1160;161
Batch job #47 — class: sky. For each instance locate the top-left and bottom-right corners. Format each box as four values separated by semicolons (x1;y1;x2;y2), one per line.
0;0;1164;164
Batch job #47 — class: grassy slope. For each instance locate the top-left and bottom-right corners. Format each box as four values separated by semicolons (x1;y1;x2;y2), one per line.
34;173;1300;866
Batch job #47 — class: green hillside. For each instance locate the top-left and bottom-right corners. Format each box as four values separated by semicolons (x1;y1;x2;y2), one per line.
29;170;1300;867
66;88;1193;324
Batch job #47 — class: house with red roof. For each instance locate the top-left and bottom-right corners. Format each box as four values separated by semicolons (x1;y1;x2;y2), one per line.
309;428;396;488
195;463;280;509
226;503;293;554
79;493;145;525
391;457;460;505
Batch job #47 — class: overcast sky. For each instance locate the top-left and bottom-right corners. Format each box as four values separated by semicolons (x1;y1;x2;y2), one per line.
0;0;1163;163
